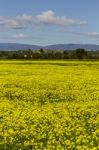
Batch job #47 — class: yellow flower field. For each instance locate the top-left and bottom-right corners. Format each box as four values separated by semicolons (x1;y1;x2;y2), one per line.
0;60;99;149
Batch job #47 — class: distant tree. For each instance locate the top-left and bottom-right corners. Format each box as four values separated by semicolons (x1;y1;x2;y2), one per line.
75;48;87;59
39;48;44;58
39;48;44;53
54;51;62;59
63;50;69;59
24;49;33;59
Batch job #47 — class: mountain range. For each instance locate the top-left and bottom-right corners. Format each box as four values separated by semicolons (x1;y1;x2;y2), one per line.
0;43;99;51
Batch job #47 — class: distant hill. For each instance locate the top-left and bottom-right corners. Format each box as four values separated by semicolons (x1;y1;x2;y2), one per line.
44;44;99;50
0;43;41;51
0;43;99;51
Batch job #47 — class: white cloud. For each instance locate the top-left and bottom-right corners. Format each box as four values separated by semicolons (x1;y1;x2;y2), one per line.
0;33;33;39
36;10;86;26
0;10;87;29
0;17;6;25
87;32;99;37
12;33;31;39
0;16;25;29
62;30;99;38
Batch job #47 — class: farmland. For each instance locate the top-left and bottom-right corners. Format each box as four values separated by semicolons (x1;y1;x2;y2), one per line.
0;60;99;149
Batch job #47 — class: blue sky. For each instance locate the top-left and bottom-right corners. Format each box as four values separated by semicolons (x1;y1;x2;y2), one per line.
0;0;99;45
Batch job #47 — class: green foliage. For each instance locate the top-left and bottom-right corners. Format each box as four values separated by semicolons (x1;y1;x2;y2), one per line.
0;48;99;59
75;48;87;59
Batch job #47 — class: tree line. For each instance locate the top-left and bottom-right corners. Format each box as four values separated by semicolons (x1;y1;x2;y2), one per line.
0;48;99;60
